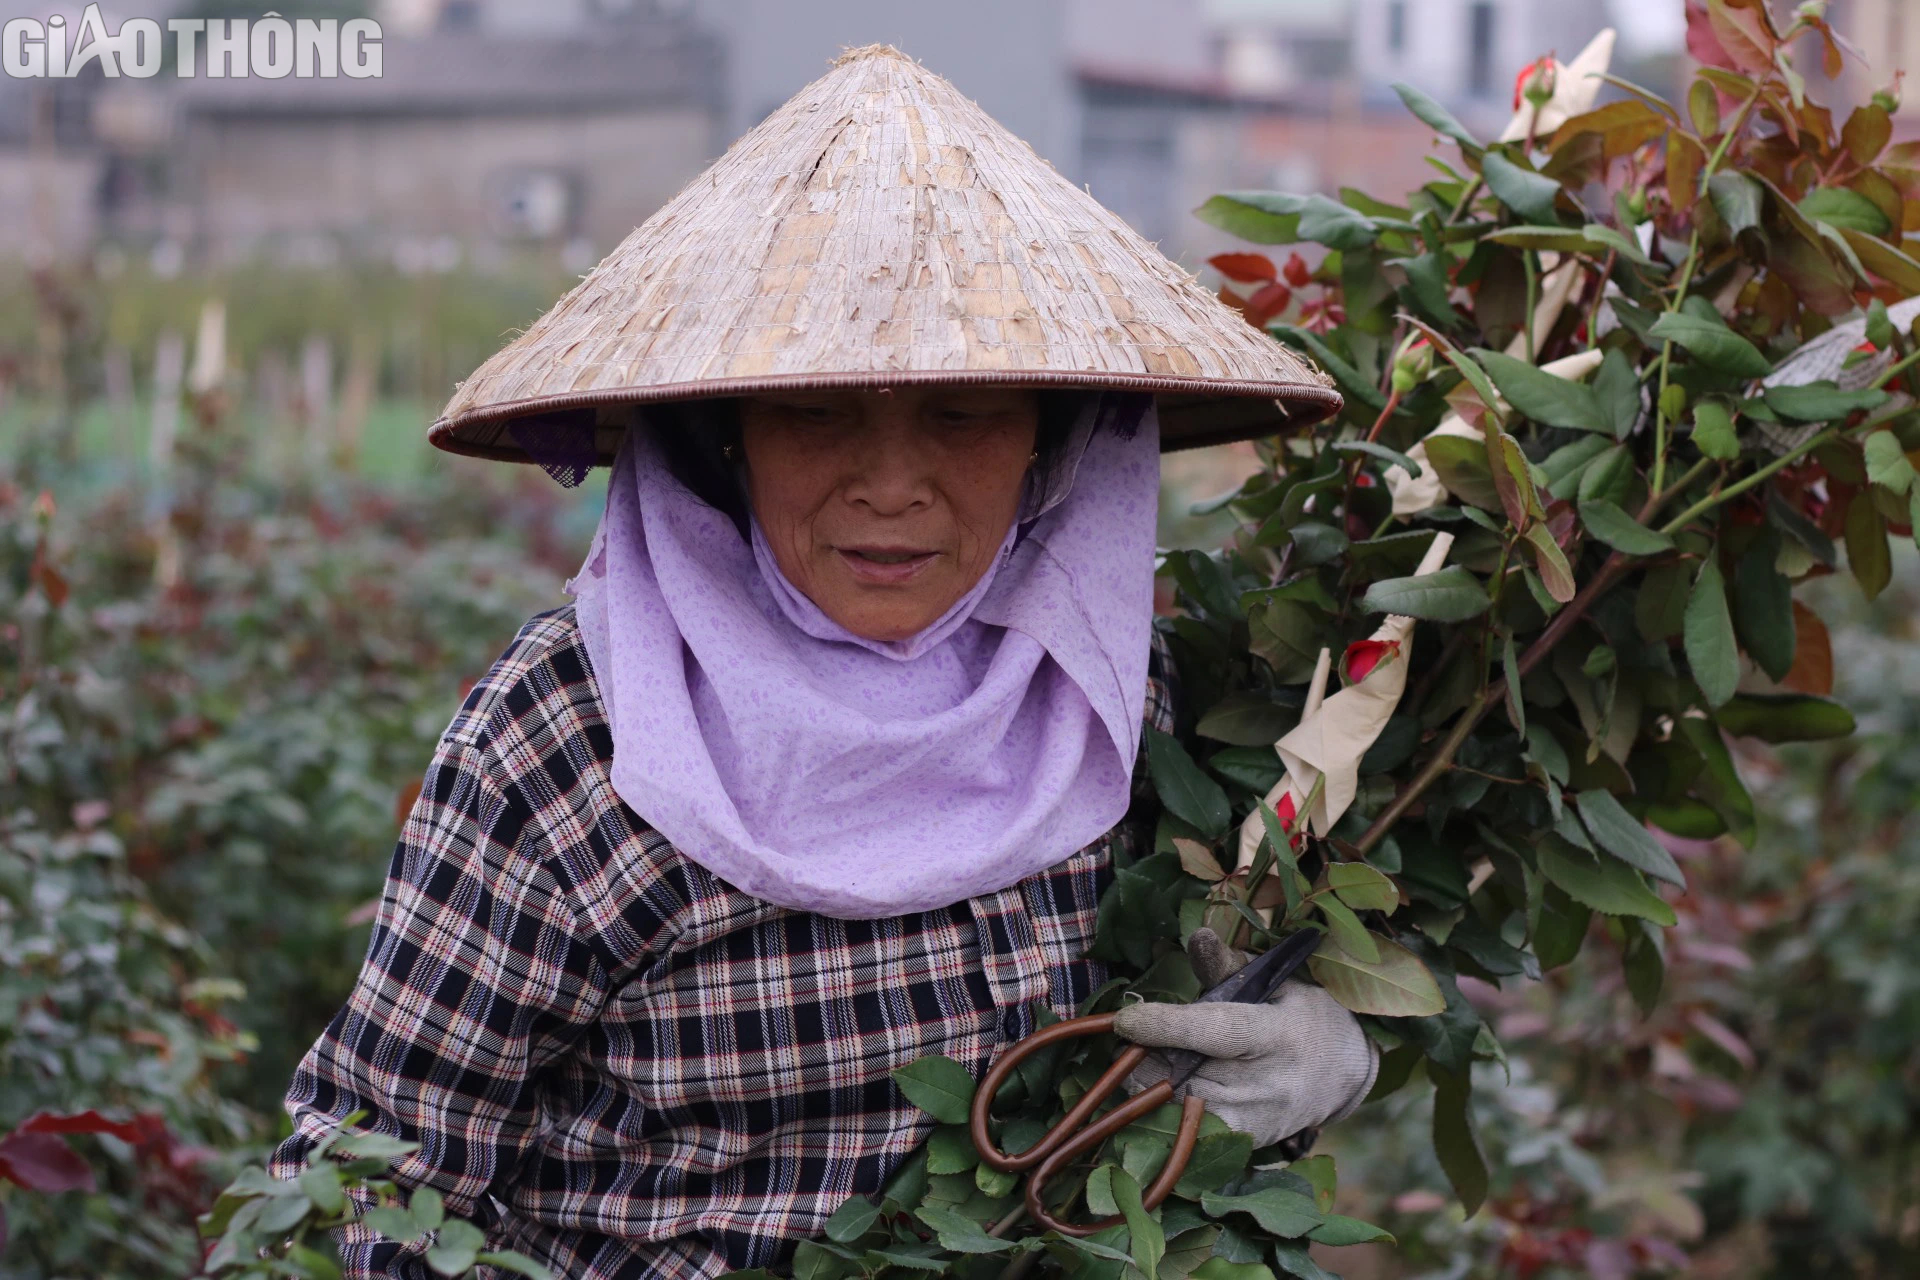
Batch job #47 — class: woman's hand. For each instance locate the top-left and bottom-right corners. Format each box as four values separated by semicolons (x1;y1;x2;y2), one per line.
1111;928;1378;1148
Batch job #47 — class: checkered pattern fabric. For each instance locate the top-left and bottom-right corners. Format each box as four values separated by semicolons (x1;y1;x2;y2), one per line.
271;605;1175;1279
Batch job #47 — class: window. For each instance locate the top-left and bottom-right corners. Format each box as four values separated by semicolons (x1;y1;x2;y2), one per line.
1387;1;1406;56
1467;2;1496;97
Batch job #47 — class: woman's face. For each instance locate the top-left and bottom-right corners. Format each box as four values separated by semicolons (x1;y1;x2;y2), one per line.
739;387;1041;642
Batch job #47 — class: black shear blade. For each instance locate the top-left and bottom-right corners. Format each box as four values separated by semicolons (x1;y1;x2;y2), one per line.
1162;929;1322;1091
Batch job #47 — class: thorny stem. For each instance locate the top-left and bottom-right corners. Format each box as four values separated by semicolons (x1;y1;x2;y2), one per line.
1523;251;1540;364
1353;476;1694;857
1651;85;1768;496
1658;426;1838;536
988;1204;1028;1240
1652;336;1920;537
1447;177;1484;225
1337;386;1406;526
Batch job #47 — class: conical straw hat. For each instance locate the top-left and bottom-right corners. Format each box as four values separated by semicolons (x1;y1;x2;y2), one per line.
429;44;1339;464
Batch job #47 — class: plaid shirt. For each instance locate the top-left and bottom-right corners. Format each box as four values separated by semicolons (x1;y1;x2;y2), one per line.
272;605;1174;1280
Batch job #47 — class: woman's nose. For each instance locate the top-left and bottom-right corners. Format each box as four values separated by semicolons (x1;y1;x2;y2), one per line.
843;415;935;516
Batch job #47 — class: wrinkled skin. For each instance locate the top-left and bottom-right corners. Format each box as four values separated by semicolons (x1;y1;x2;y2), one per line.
739;386;1040;642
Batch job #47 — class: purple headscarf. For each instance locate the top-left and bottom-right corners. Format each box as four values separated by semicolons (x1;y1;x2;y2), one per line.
565;394;1161;919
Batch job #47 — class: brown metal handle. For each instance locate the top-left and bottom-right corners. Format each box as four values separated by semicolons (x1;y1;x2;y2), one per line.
1027;1090;1206;1237
972;1014;1139;1173
968;1012;1207;1237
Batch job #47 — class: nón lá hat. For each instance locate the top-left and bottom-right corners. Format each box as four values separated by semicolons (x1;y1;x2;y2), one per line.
428;44;1340;467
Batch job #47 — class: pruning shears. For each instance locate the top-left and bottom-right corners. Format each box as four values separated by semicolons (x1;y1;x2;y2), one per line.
968;928;1321;1236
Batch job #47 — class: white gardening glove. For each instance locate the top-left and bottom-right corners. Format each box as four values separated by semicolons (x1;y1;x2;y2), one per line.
1111;928;1378;1148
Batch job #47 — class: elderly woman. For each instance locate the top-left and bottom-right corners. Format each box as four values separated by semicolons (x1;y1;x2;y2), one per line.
274;46;1375;1280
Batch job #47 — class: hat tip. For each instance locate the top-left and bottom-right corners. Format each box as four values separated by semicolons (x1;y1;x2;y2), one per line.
832;42;912;67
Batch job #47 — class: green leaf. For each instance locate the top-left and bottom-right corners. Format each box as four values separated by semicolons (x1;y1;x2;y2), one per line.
1868;297;1895;351
362;1206;425;1244
1391;82;1482;152
1623;917;1666;1017
1430;1064;1488;1216
1359;566;1490;622
1845;492;1892;601
1578;500;1674;555
925;1125;978;1175
1573;789;1686;887
1270;1243;1339;1280
913;1205;1019;1253
409;1188;445;1232
1536;835;1677;924
974;1163;1016;1198
1502;631;1525;734
1193;192;1305;244
824;1196;883;1244
1269;324;1388;411
1484;226;1592;254
1543;435;1616;497
1679;716;1758;847
1330;439;1421;478
1648;312;1772;377
1113;1167;1165;1280
1534;884;1592;970
1708;171;1763;235
1397;251;1457;322
1307;1215;1396;1246
298;1165;346;1216
1690;399;1741;460
424;1219;484;1277
1799;186;1893;235
1315;896;1380;963
1717;693;1857;742
1583;223;1656;267
1145;727;1233;839
1480;152;1563;223
332;1132;421;1162
1307;931;1447;1016
1287;521;1350;568
1295;195;1380;251
1199;1187;1325;1237
1424;435;1504;511
1765;382;1890;423
1408;320;1503;419
476;1251;556;1280
285;1244;344;1280
1473;349;1609;433
892;1056;977;1126
1864;430;1917;495
1173;1132;1255;1199
1574;443;1634;508
1195;693;1298;747
1636;561;1693;641
1593;348;1643;438
1522;524;1576;604
1326;862;1398;913
1684;557;1739;708
1732;532;1795;681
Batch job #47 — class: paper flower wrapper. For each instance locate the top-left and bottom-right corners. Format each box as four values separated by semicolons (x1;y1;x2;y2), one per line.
1237;532;1455;869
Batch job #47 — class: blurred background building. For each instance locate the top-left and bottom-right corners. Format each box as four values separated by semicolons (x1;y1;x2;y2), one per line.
1;0;1708;274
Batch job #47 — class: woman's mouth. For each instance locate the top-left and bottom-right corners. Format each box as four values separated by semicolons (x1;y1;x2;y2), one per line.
838;546;938;585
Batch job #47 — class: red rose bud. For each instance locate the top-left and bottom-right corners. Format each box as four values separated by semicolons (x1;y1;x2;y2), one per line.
1513;55;1556;110
1272;791;1304;849
1390;334;1434;393
1344;638;1401;683
1282;253;1312;288
1873;71;1904;114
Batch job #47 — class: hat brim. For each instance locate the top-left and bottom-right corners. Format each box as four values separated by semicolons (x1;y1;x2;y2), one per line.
428;370;1343;464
